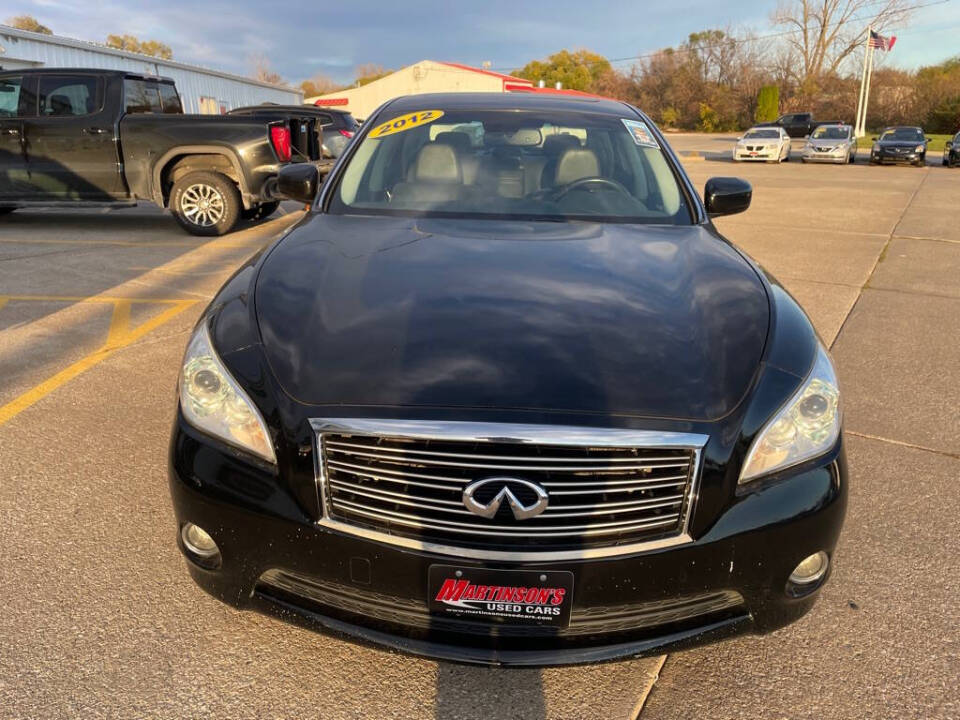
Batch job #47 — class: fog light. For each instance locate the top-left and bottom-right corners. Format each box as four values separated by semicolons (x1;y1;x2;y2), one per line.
181;523;219;559
789;551;829;585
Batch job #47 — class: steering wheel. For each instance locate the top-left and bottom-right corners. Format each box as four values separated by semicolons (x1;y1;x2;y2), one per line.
553;176;633;200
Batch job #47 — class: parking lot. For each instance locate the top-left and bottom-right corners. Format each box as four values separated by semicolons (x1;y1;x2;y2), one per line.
1;134;957;719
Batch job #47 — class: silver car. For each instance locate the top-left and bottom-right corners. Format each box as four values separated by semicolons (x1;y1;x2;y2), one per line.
802;124;857;164
733;127;792;163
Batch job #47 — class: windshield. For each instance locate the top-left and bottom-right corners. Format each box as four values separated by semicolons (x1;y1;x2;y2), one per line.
744;129;780;139
880;128;924;142
328;108;690;224
812;126;850;140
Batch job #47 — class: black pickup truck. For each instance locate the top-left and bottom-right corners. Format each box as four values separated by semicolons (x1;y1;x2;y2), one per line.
756;113;843;139
0;69;300;235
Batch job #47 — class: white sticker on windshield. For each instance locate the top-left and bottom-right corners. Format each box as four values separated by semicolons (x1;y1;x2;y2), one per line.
621;119;659;148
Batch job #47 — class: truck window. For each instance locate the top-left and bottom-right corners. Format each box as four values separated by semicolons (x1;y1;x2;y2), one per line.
124;79;163;114
0;76;37;117
158;83;183;114
38;75;100;116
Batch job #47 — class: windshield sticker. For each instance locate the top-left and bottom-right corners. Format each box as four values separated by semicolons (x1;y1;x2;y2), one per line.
369;110;445;139
621;119;659;148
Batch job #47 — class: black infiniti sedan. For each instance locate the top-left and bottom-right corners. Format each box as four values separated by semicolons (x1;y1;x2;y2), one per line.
169;93;847;666
870;126;929;165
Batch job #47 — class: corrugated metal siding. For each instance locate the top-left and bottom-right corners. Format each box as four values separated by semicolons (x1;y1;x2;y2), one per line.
0;29;300;112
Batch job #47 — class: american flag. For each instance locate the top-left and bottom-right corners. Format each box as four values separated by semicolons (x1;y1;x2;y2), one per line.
868;30;897;51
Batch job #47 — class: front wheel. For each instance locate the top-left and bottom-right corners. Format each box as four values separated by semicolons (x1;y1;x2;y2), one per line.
170;171;241;236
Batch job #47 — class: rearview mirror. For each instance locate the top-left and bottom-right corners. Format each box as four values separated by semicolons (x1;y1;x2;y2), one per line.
704;177;752;218
277;163;319;205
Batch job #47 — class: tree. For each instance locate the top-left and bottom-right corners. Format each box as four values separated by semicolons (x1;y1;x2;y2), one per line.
249;53;284;85
6;15;52;34
353;64;392;87
105;34;172;59
772;0;913;87
515;49;612;92
301;73;340;98
756;85;780;122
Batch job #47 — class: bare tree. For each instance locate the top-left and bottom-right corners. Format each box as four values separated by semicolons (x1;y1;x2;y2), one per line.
772;0;912;85
249;53;284;85
300;73;340;98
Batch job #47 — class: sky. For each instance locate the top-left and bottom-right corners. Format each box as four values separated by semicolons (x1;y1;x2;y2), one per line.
5;0;960;86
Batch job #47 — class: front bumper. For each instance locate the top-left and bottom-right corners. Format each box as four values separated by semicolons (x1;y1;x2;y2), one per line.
871;150;923;164
733;149;777;161
168;417;848;667
802;148;849;163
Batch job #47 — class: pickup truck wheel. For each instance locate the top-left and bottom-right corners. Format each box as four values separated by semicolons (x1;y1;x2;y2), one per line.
241;200;281;222
170;171;241;236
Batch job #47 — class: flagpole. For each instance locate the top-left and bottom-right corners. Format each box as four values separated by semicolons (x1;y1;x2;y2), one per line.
862;39;876;138
855;27;871;137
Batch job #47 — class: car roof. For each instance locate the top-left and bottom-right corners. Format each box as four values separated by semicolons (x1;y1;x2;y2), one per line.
0;68;175;83
383;92;636;117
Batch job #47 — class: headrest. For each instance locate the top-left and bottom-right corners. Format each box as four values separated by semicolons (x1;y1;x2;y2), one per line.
414;143;461;183
49;94;73;115
554;148;600;185
434;131;471;154
542;133;580;155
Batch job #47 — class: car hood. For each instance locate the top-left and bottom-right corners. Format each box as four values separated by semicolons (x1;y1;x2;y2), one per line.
254;214;770;420
809;139;848;148
877;139;923;148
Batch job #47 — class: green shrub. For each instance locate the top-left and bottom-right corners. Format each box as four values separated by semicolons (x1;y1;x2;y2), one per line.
661;107;680;128
698;103;720;132
755;85;779;123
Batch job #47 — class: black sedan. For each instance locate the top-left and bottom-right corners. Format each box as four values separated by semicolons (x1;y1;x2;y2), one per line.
870;126;929;165
943;131;960;167
169;93;847;666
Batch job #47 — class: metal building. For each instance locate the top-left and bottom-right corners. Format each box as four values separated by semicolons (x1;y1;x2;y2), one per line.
0;25;301;113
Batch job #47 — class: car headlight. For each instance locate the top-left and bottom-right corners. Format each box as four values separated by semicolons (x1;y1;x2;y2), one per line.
739;344;841;484
915;144;925;153
179;321;276;463
872;144;879;152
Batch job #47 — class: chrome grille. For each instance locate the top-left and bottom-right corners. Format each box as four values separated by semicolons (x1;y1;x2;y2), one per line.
312;420;706;560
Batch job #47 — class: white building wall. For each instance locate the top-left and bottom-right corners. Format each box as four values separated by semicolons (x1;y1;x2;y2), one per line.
0;26;300;113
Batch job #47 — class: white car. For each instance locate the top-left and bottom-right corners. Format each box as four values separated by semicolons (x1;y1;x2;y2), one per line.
733;127;792;163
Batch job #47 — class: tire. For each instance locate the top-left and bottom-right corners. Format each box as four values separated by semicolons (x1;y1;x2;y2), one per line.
170;171;241;236
241;200;281;222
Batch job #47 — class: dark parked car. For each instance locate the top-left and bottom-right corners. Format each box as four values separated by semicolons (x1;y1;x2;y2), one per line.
169;93;847;666
942;131;960;167
0;69;299;234
870;126;928;166
756;112;841;138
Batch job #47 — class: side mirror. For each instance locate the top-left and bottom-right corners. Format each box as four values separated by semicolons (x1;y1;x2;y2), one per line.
705;177;752;218
871;137;878;142
277;163;319;205
946;141;954;149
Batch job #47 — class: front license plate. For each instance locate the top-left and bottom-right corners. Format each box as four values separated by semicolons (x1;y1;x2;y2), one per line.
428;565;574;629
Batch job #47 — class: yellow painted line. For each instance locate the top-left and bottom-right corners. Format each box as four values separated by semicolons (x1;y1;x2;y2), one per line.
0;297;8;312
0;294;194;305
0;299;197;426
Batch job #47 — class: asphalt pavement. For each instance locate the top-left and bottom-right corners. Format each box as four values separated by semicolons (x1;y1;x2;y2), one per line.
0;139;957;719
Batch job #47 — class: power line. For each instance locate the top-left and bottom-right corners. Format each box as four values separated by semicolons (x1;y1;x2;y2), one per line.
490;0;952;72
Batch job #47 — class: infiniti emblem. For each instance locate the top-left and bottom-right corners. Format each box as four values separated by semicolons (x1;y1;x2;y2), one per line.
462;477;549;520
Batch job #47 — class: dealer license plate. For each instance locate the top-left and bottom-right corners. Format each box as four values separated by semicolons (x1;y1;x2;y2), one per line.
428;565;574;629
